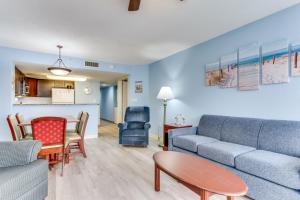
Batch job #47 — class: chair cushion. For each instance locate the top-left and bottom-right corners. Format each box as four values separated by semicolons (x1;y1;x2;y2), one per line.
221;117;263;148
67;132;81;141
127;122;145;129
122;129;146;137
197;141;255;167
258;120;300;157
173;135;218;152
41;137;70;149
0;160;48;200
235;150;300;190
197;115;227;140
23;134;33;140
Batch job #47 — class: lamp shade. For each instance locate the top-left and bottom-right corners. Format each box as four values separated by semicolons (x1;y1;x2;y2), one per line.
157;86;174;100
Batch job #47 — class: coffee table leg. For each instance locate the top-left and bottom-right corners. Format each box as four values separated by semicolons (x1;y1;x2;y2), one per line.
200;190;210;200
155;164;160;192
227;197;234;200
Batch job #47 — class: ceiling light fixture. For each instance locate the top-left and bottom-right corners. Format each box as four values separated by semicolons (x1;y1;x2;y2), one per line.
48;45;71;76
46;75;87;82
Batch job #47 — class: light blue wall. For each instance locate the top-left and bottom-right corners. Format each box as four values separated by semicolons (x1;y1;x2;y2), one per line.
100;86;117;121
149;4;300;135
0;47;149;141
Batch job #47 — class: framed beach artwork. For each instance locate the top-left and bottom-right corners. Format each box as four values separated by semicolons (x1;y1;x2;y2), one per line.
135;81;143;93
238;44;260;91
205;61;220;86
261;40;289;84
291;43;300;76
219;52;238;88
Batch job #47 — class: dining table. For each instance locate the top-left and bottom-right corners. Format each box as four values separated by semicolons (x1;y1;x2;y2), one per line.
18;115;79;127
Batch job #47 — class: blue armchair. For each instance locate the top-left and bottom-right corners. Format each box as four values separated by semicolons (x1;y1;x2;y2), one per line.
118;106;151;146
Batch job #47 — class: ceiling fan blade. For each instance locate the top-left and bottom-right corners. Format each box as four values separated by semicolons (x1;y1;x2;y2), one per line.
128;0;141;11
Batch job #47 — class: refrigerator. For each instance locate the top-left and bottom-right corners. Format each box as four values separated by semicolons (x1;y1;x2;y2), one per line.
52;88;75;104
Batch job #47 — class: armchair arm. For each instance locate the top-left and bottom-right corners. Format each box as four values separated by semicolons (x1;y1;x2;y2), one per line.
118;122;128;131
0;140;42;168
144;122;151;129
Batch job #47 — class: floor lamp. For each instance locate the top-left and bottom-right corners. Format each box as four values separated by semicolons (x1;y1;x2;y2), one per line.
157;86;174;146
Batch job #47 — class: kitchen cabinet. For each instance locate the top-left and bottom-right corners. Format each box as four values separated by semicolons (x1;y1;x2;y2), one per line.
26;78;38;97
15;68;25;96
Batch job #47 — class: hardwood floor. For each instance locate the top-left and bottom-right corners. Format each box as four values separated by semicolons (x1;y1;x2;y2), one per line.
99;119;118;138
47;122;249;200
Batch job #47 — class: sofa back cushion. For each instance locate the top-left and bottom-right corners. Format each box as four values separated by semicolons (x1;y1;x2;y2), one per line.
197;115;227;140
221;117;263;148
258;120;300;157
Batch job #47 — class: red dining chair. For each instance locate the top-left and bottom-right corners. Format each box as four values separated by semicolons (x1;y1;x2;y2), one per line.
16;113;33;139
31;117;69;176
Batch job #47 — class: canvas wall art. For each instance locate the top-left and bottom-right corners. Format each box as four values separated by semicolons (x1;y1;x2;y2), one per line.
220;53;238;88
205;62;220;86
291;43;300;76
261;40;289;84
238;44;260;91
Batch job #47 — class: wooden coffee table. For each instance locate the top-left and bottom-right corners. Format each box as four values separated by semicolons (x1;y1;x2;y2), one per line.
153;151;248;200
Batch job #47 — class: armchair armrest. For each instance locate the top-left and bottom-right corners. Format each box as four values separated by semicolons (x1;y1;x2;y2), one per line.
0;140;42;168
168;127;197;139
144;122;151;129
118;122;127;131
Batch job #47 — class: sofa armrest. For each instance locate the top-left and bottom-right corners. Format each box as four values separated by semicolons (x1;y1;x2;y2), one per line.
144;122;151;129
0;140;42;168
118;122;127;131
168;127;197;151
168;127;197;139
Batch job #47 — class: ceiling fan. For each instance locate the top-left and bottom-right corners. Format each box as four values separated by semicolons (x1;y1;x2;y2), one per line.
128;0;184;11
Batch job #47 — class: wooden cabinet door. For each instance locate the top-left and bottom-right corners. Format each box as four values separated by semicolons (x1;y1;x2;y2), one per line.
27;78;38;97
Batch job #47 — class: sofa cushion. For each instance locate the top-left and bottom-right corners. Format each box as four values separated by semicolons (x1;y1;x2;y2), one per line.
173;135;218;152
197;141;255;167
235;150;300;190
258;120;300;157
197;115;228;140
0;160;48;200
127;122;145;129
221;117;263;148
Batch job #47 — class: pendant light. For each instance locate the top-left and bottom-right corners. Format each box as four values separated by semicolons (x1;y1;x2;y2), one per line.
48;45;71;76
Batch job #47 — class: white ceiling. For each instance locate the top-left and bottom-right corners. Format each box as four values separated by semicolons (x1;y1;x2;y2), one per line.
16;62;127;83
1;0;300;65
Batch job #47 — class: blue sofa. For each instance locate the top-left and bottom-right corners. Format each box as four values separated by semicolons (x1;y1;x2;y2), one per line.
118;106;151;146
168;115;300;200
0;140;48;200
